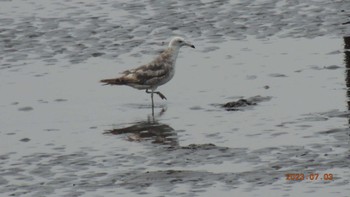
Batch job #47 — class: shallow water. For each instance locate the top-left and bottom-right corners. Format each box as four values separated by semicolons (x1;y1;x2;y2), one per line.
1;0;350;196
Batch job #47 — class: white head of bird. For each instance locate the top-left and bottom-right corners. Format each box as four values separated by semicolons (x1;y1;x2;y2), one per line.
168;37;195;49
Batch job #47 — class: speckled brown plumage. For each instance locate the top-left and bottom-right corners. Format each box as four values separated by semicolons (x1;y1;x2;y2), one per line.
100;36;195;110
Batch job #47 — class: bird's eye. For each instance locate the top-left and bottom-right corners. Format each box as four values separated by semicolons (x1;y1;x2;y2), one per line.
178;40;183;43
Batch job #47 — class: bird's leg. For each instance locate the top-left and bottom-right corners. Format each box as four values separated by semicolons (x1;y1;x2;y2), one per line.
146;89;166;100
151;91;154;108
146;89;155;113
154;91;167;100
151;92;154;116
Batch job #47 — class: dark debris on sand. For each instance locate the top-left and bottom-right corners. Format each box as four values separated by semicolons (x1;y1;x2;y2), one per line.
221;95;271;111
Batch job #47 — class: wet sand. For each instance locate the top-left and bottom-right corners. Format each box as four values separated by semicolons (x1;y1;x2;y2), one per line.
1;0;349;196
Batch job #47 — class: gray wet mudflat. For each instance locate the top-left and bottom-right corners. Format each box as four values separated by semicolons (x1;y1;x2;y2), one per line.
1;0;350;196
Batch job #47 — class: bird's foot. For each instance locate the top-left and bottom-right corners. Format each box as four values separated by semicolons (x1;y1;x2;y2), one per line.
155;92;167;100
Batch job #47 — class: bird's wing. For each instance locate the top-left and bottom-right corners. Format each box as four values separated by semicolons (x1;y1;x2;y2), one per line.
120;49;173;84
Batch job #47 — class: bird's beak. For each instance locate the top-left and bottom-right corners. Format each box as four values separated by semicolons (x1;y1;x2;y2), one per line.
186;42;195;48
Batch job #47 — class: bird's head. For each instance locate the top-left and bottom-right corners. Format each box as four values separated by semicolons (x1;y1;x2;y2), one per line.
168;37;195;49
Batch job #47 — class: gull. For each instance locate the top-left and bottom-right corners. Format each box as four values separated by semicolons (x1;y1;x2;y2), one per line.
100;37;195;110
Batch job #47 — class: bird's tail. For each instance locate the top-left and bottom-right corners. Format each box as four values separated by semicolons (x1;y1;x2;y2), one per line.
100;77;126;85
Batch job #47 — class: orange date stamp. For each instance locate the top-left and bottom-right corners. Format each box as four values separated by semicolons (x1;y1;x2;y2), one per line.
285;173;333;181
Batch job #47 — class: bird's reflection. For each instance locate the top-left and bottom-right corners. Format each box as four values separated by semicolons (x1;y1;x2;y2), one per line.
104;107;179;147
